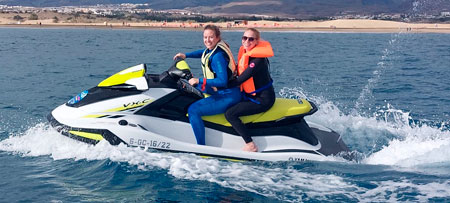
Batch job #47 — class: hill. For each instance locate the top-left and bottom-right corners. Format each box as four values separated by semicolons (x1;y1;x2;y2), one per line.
1;0;449;19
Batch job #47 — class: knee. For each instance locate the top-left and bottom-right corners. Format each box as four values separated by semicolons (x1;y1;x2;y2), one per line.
224;110;232;121
188;105;199;118
225;107;237;122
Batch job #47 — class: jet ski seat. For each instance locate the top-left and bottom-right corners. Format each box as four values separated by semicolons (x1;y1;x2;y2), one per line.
202;98;316;126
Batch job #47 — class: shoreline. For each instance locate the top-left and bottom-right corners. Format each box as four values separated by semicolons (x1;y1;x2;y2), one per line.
1;19;450;33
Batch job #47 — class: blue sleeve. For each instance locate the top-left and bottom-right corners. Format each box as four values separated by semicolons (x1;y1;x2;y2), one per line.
199;51;228;88
185;49;204;58
228;57;265;87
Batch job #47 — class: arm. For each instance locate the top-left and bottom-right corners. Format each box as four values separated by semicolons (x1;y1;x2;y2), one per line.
173;49;204;60
185;49;204;58
228;57;265;87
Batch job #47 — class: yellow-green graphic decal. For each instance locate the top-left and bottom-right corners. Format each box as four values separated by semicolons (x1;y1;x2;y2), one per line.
105;99;153;112
69;131;104;141
82;114;107;118
98;64;145;87
199;155;244;162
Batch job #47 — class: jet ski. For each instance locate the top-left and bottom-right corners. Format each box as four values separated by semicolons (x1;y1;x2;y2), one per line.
47;59;350;162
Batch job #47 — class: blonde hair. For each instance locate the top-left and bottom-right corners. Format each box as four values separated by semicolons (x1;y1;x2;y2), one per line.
245;28;260;40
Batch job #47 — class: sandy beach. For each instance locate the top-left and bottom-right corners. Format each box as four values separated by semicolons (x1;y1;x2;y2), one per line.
1;13;450;33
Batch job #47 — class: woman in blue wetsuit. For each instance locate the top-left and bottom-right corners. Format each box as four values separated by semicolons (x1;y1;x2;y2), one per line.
173;25;241;145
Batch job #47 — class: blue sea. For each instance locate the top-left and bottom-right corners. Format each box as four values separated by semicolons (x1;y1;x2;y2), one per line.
1;27;449;202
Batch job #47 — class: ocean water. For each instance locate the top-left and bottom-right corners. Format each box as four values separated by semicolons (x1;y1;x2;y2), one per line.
1;27;449;202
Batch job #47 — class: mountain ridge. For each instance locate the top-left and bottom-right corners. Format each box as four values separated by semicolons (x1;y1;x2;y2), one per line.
1;0;449;18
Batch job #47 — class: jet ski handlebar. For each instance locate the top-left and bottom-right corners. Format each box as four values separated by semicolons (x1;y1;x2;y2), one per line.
160;59;204;99
178;79;204;99
158;59;194;86
167;58;193;80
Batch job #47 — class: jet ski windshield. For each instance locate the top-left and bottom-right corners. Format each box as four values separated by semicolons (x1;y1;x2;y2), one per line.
98;64;148;90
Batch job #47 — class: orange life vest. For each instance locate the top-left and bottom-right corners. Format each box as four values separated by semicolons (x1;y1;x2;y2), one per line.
237;40;274;95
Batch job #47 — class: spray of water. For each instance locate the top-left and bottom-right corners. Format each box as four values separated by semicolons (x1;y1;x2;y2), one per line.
353;32;403;116
279;85;450;167
0;123;361;202
1;116;449;202
342;0;450;166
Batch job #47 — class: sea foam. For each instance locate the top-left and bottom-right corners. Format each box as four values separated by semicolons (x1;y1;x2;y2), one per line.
1;111;449;202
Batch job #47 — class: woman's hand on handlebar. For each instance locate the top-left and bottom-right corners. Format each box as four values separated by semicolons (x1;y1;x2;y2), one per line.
173;53;186;60
189;78;199;86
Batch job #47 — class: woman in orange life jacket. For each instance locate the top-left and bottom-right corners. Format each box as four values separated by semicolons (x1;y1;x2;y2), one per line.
225;28;276;152
173;25;241;145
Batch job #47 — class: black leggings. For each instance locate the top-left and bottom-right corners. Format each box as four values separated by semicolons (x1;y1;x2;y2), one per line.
225;88;276;143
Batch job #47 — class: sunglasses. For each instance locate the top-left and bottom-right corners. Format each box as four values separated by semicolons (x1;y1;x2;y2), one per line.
242;36;256;42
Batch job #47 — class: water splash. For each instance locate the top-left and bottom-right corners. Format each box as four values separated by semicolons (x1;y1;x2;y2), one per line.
365;103;450;166
353;0;447;115
0;123;358;202
279;87;450;167
1;119;450;201
359;179;450;202
354;33;403;116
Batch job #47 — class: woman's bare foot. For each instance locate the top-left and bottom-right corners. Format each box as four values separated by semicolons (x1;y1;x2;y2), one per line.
242;142;258;152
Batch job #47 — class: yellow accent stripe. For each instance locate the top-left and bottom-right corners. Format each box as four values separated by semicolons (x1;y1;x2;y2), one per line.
82;114;106;118
222;158;245;162
199;155;245;162
69;131;104;141
104;104;145;112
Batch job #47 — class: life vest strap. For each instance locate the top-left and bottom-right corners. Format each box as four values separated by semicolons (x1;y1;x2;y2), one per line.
201;78;207;91
243;80;273;104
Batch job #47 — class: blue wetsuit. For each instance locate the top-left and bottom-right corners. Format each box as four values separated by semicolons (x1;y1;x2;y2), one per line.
185;48;241;145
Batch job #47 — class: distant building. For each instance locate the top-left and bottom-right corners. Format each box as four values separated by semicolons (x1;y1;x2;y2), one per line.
441;12;450;17
234;20;248;25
